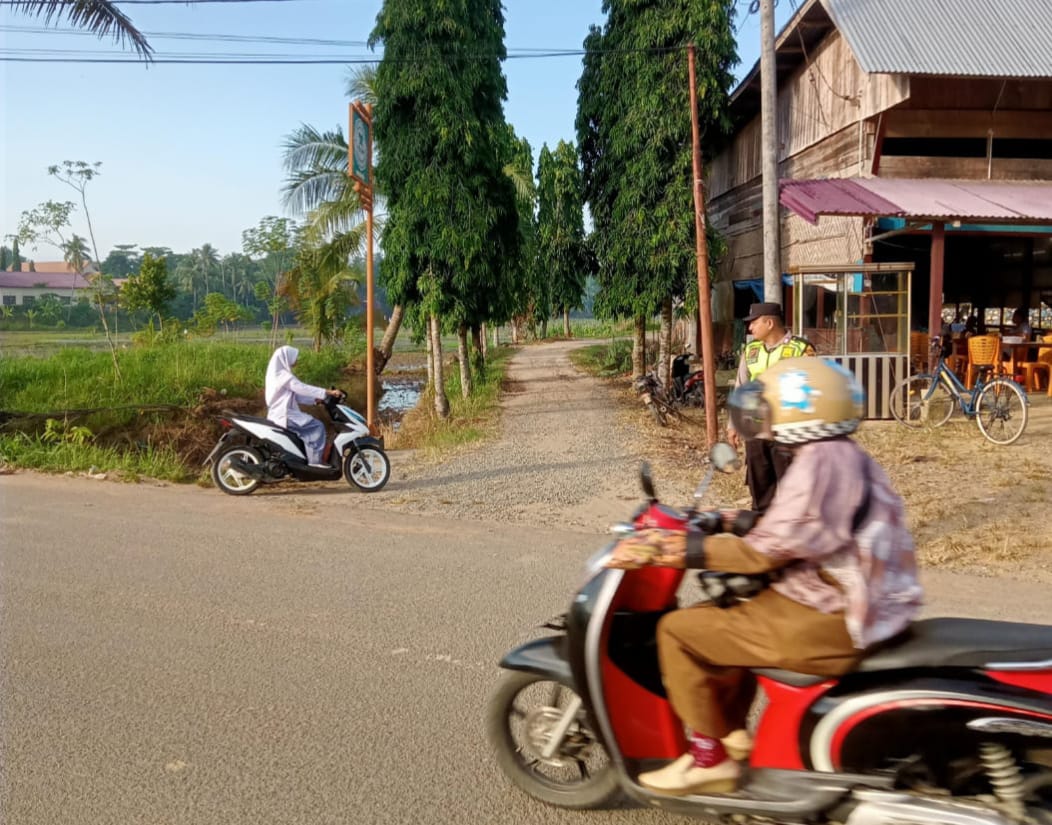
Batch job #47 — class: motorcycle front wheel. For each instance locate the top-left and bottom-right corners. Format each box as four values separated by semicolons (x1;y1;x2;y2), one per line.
486;671;619;809
343;446;390;492
211;445;263;496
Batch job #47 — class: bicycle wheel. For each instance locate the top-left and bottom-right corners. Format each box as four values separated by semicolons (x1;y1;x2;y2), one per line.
888;375;955;428
975;378;1028;445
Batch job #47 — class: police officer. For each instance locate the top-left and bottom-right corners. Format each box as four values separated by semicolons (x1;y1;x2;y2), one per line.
726;301;814;512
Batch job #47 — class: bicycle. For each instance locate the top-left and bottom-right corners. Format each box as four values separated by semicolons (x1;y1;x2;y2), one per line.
888;336;1029;445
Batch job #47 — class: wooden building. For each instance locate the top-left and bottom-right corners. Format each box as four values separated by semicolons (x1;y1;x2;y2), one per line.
707;0;1052;346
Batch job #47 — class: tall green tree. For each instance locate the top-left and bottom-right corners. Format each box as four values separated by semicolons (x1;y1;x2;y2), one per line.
120;252;176;329
502;129;542;342
576;0;736;378
102;244;140;278
242;216;299;346
370;0;519;409
537;140;589;338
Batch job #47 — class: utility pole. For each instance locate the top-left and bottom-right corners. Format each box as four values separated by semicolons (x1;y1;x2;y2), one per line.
349;101;378;433
760;0;782;306
688;43;719;447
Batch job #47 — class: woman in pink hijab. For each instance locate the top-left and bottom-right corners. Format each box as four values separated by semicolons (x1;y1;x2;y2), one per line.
264;345;336;465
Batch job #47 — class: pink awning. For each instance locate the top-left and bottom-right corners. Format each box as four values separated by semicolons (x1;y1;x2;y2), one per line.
780;178;1052;225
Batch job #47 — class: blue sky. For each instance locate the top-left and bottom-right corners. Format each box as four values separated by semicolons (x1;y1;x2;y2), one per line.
1;0;796;260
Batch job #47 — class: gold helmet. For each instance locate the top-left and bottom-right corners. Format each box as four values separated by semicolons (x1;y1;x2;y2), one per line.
728;357;865;445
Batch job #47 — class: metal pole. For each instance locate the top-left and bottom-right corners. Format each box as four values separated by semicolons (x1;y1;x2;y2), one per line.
760;0;782;306
366;199;376;433
688;44;719;448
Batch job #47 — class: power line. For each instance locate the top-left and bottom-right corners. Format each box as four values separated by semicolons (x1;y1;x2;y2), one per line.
0;42;687;65
0;23;371;46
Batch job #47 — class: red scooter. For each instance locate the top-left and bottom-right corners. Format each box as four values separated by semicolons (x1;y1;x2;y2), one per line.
487;446;1052;824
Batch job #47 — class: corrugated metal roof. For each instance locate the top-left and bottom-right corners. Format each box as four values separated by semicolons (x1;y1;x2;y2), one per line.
821;0;1052;77
0;271;92;289
780;178;1052;224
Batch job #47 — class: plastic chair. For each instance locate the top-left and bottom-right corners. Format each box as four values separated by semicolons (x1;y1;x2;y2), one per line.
1037;334;1052;397
1013;334;1052;393
966;334;1002;389
909;331;929;373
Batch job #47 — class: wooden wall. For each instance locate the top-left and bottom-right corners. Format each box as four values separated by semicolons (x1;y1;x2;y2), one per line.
708;28;908;200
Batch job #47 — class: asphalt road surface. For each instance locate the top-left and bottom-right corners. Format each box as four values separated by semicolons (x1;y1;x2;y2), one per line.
3;473;1050;825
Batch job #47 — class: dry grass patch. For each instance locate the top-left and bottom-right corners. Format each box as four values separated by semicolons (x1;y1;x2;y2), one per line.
617;377;1052;584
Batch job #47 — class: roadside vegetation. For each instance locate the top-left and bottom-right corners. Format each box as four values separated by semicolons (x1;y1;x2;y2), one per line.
0;340;365;480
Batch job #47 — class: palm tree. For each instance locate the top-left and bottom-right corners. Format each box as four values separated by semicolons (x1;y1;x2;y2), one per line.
10;0;152;60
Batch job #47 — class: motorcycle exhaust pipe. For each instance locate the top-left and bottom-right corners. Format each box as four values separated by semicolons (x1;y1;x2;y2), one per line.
967;716;1052;738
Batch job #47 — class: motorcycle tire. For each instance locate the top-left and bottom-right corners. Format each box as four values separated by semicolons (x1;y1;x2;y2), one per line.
211;445;263;496
486;671;619;810
343;446;391;492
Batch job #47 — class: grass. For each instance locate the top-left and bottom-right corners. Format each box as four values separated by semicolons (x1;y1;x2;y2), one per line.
0;339;367;477
384;346;514;455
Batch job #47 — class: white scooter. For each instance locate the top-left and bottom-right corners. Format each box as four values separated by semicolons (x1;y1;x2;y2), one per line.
204;389;390;495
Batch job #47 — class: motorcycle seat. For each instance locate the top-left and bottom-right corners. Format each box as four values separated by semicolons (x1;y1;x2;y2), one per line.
756;618;1052;686
856;617;1052;672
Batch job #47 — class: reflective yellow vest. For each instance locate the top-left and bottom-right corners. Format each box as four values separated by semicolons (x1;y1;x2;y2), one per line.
743;336;813;381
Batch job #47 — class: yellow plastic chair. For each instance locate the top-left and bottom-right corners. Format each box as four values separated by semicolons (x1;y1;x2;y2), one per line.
966;334;1001;389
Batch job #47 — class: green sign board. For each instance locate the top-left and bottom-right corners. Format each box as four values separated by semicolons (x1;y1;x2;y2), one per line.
351;107;371;185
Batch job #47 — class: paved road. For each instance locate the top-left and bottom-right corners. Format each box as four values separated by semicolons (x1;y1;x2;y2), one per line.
3;472;1050;825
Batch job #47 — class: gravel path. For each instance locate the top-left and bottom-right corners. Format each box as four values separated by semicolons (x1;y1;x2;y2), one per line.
365;340;661;531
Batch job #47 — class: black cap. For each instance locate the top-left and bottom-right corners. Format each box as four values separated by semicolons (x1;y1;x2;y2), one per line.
743;302;783;322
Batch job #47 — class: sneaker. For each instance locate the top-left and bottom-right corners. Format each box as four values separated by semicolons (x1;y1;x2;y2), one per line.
638;753;740;796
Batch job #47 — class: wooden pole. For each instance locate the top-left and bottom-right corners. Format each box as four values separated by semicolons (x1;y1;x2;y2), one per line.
760;0;782;307
688;44;719;448
928;222;945;371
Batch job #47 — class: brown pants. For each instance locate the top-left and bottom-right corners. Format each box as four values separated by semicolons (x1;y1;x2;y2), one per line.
657;588;861;738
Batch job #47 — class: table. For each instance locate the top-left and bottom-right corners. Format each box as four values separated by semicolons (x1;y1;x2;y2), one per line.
1004;340;1052;392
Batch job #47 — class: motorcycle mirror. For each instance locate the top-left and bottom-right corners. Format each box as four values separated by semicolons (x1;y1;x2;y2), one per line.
710;441;741;473
639;461;656;500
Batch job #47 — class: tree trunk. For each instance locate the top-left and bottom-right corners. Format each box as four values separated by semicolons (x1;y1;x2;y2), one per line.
563;307;571;337
375;303;404;374
633;314;647;379
425;321;434;389
658;297;673;389
492;322;500;348
431;314;450;418
471;325;485;376
457;325;473;399
541;318;549;339
479;323;488;360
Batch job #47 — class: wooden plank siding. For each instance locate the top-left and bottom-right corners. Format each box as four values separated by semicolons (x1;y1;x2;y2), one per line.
708;28;908;200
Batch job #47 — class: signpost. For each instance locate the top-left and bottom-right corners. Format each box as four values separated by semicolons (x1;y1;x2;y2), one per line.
348;101;377;433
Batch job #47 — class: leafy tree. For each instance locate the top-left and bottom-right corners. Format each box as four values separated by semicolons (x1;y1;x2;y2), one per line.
191;292;252;336
242;216;299;346
371;0;519;409
36;293;64;325
576;0;736;377
8;0;150;58
537;140;589;338
0;245;9;271
12;239;23;271
121;252;176;328
501;129;541;343
63;234;90;273
281;227;362;352
103;244;140;278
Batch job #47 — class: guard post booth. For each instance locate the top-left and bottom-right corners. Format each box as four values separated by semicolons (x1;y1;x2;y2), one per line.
789;262;914;420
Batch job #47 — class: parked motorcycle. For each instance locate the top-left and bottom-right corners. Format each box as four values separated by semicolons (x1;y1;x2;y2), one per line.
205;389;390;496
487;444;1052;824
670;353;705;408
633;373;679;427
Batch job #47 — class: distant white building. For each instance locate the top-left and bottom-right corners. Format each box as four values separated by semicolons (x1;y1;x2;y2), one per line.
0;262;100;307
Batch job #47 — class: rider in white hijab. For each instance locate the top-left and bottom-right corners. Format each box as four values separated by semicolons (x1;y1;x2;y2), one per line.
264;345;332;465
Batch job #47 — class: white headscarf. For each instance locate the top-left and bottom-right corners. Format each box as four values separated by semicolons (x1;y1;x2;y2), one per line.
264;345;299;407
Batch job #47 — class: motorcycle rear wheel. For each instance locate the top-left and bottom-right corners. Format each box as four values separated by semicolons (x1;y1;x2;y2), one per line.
211;445;263;496
343;446;390;492
486;671;619;809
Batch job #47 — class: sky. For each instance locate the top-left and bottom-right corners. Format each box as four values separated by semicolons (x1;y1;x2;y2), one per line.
1;0;797;262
